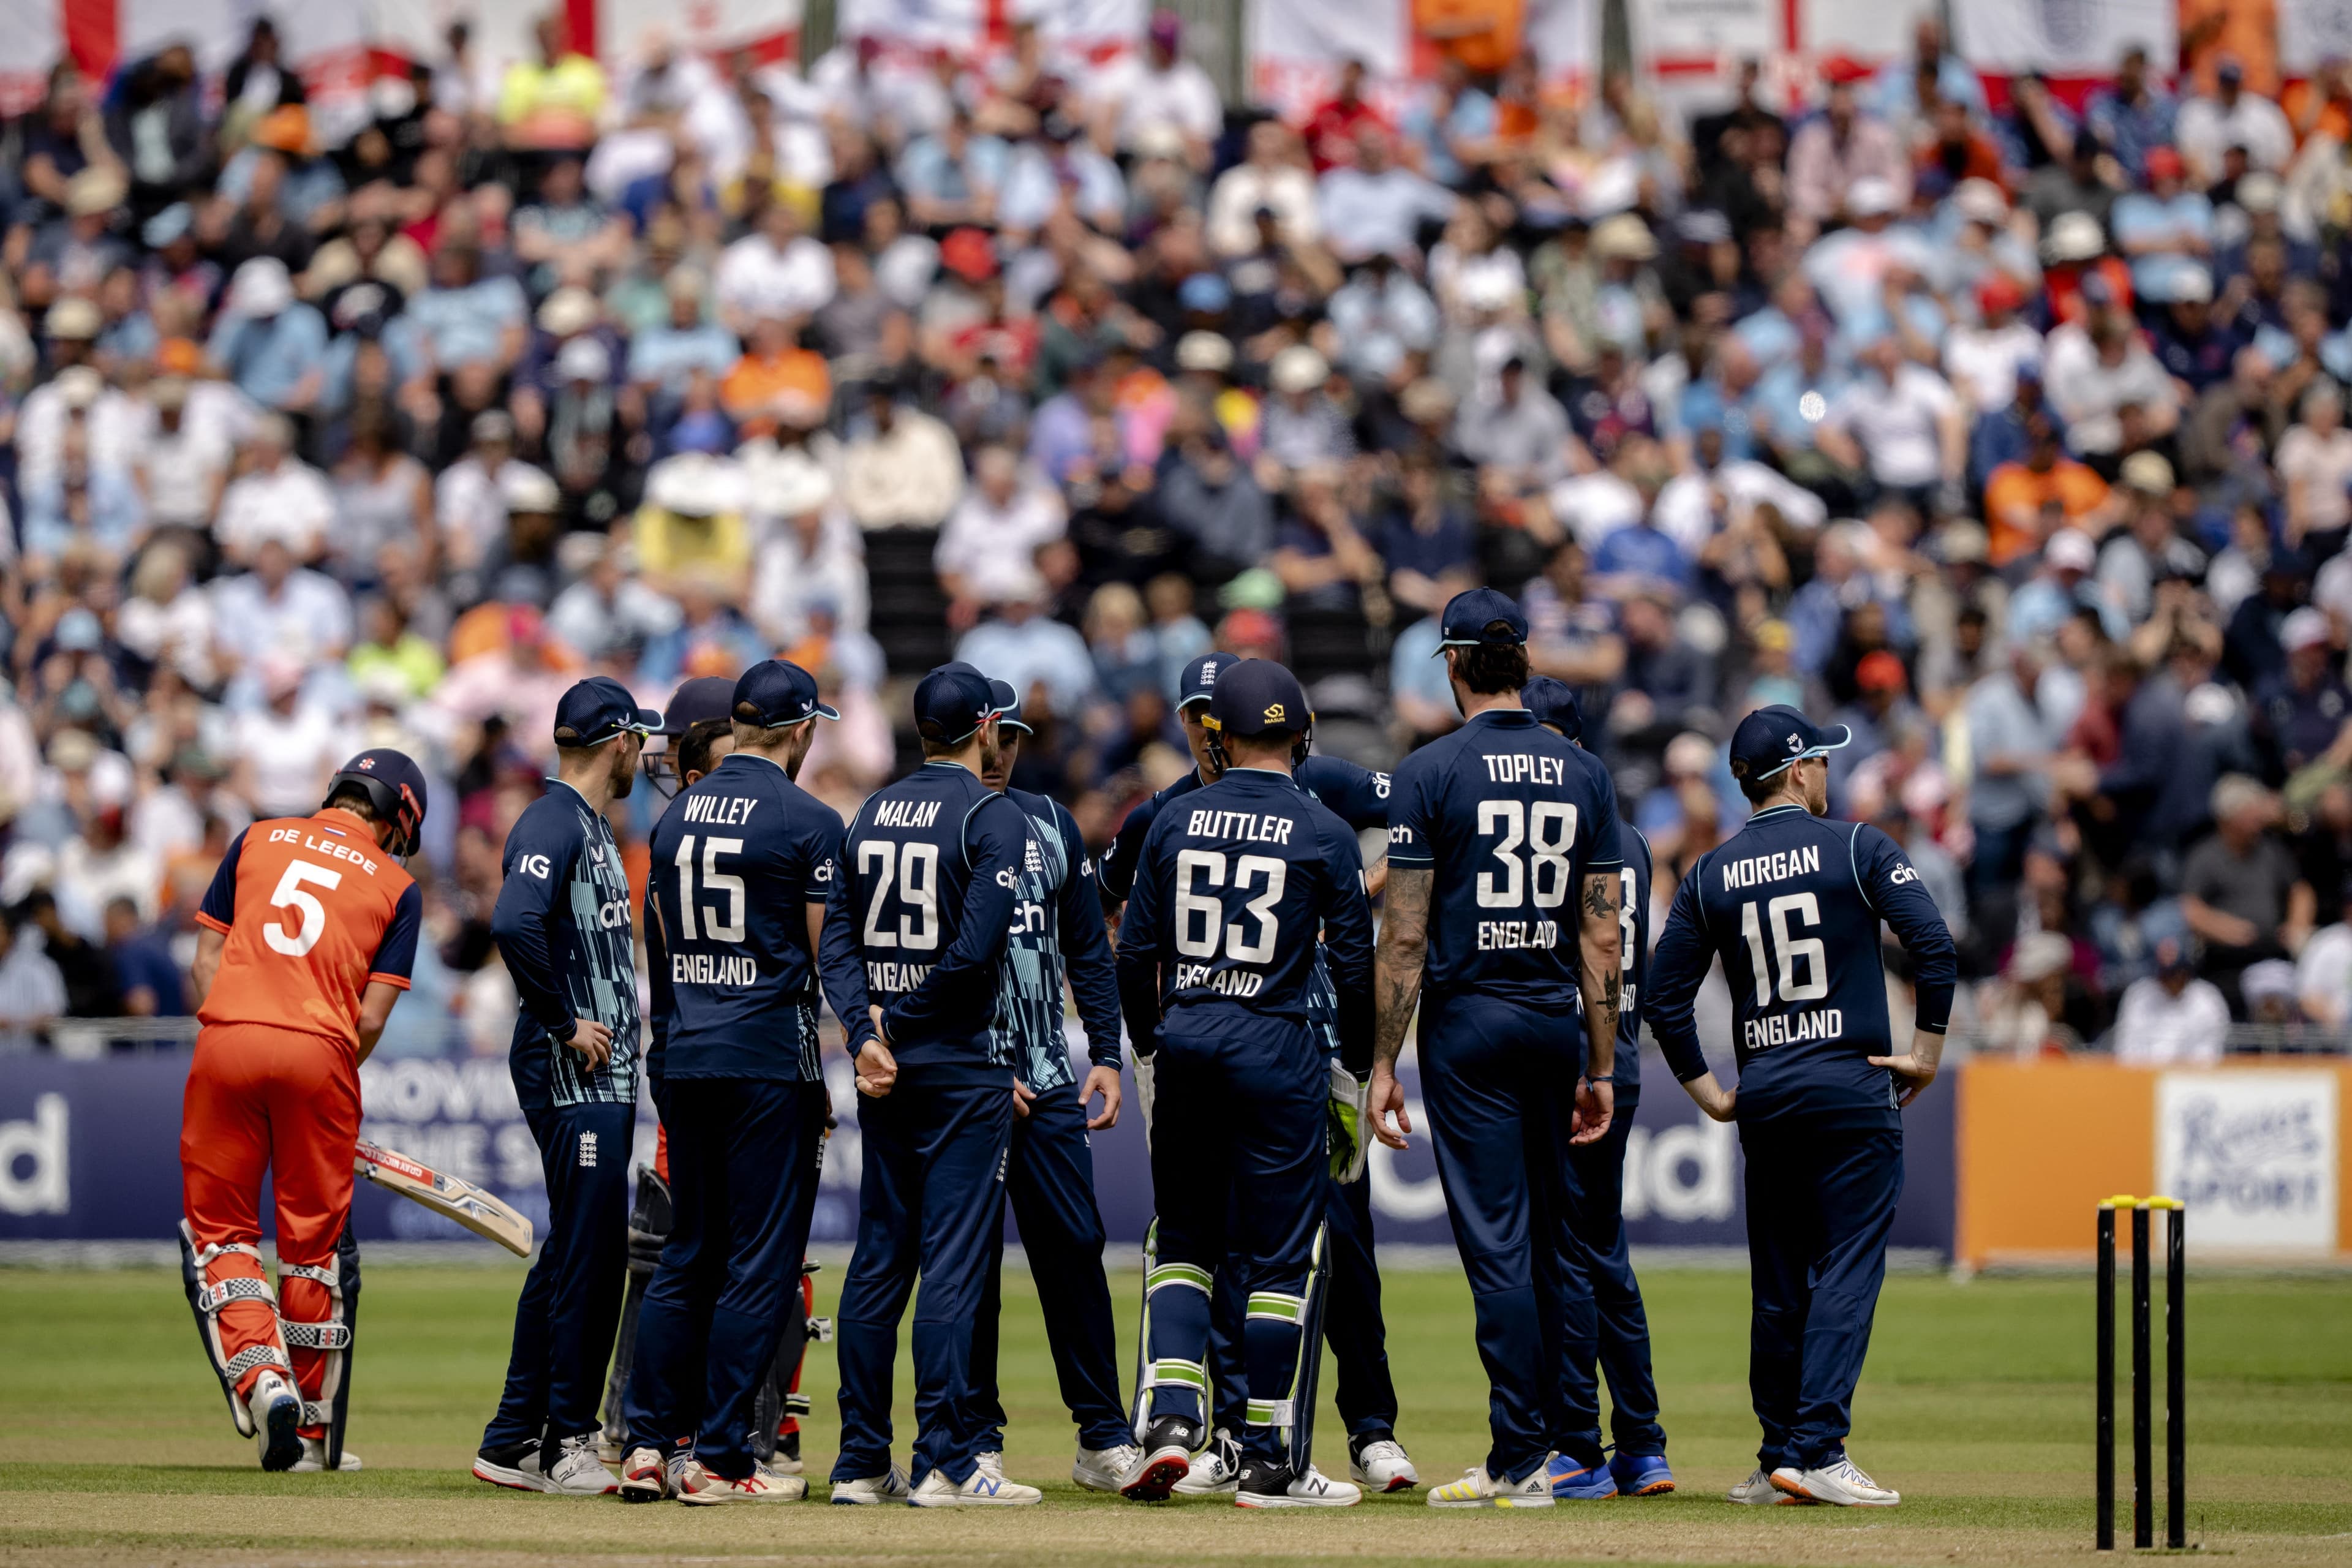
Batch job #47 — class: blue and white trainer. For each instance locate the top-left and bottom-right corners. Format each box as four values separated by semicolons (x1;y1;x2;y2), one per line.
1781;1455;1900;1507
1547;1454;1619;1499
1609;1452;1675;1496
828;1464;910;1505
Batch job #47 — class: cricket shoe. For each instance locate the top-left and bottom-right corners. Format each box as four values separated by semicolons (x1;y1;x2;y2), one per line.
617;1446;669;1503
1071;1441;1150;1495
472;1439;549;1493
1349;1434;1420;1492
677;1460;804;1504
1728;1468;1804;1506
597;1434;622;1465
1427;1463;1553;1509
908;1468;1042;1506
1547;1454;1619;1499
829;1465;910;1504
1234;1459;1360;1509
973;1450;1005;1481
543;1433;619;1495
769;1430;804;1475
1776;1455;1900;1507
249;1371;304;1472
1610;1453;1675;1496
289;1436;361;1472
1126;1415;1199;1500
1172;1433;1238;1496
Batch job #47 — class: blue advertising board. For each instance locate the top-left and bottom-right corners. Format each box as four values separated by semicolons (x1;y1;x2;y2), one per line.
0;1041;1955;1258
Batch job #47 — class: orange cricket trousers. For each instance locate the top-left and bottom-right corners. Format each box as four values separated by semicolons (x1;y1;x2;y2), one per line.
181;1022;361;1428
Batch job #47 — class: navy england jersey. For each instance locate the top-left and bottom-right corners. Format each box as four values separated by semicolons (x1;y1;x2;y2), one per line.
827;760;1033;1082
1001;786;1123;1093
644;752;851;1084
493;780;640;1110
1387;708;1622;1009
1115;767;1373;1063
1644;802;1957;1129
1610;822;1653;1094
1099;753;1389;904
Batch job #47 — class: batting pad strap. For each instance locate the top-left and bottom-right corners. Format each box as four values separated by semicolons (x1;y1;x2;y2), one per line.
1146;1262;1213;1296
190;1240;266;1271
198;1276;277;1313
282;1319;353;1351
278;1263;338;1287
301;1401;335;1427
1246;1290;1309;1324
1245;1398;1298;1427
1144;1358;1208;1390
223;1343;289;1378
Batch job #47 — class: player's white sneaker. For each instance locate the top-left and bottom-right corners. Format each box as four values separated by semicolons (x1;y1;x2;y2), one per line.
617;1445;669;1502
829;1465;910;1504
1173;1434;1238;1495
1728;1468;1793;1505
1235;1458;1360;1508
1349;1437;1420;1492
973;1450;1005;1480
541;1433;619;1495
908;1467;1042;1506
289;1436;361;1472
249;1371;303;1472
1072;1442;1148;1493
677;1460;805;1504
1780;1455;1901;1507
1428;1463;1553;1509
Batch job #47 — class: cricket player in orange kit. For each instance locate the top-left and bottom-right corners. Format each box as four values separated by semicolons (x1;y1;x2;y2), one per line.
179;748;428;1473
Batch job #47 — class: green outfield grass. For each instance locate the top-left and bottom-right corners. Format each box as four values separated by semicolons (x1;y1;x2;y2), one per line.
0;1261;2346;1565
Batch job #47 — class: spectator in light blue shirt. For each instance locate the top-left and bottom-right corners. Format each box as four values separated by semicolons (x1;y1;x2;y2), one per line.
1399;59;1496;189
998;121;1126;235
1325;252;1439;382
1870;18;1988;129
406;241;527;371
627;269;738;399
206;257;328;412
1317;126;1454;264
2111;146;2214;301
896;112;1010;230
21;464;145;560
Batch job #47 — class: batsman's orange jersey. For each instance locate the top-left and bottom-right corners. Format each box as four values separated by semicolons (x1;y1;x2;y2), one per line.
195;812;424;1049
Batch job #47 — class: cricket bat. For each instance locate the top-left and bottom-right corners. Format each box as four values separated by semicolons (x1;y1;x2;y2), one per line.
354;1139;535;1256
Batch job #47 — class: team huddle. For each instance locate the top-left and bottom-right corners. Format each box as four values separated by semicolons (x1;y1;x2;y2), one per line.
173;586;1954;1510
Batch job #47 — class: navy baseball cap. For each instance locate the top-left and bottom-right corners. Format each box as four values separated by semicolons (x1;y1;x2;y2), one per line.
1523;676;1583;741
913;666;1000;745
1205;658;1309;738
1436;587;1529;651
660;676;736;736
1176;650;1240;710
1729;704;1851;784
986;678;1032;735
553;676;662;748
733;659;839;728
323;747;428;856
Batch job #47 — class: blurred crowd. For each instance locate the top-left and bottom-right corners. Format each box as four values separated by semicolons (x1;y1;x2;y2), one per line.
6;9;2352;1061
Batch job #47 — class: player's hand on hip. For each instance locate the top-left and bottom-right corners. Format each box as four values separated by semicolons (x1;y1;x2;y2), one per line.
1570;1077;1615;1145
565;1019;614;1070
1080;1063;1122;1130
854;1035;897;1098
1866;1052;1937;1107
1369;1064;1411;1150
1011;1077;1035;1119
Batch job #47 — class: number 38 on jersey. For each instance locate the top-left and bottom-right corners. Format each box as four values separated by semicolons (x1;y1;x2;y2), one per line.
1474;799;1575;951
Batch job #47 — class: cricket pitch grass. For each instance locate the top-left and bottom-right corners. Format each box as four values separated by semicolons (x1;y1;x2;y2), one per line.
1;1262;2346;1566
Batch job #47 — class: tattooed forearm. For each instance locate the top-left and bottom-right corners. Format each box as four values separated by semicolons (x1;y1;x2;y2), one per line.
1578;872;1622;1080
1372;868;1433;1071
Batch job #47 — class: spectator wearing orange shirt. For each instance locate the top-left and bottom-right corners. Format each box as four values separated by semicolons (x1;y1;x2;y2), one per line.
1983;413;2122;567
721;316;831;434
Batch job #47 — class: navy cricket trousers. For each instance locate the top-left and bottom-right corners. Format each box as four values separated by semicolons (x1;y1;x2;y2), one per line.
622;1077;826;1479
1552;1085;1667;1468
1420;993;1584;1483
832;1072;1014;1487
972;1080;1129;1452
1741;1122;1904;1471
1145;1017;1325;1463
482;1100;634;1460
1205;1166;1399;1442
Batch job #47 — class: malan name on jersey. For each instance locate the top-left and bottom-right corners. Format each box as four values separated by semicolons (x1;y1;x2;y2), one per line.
872;799;943;829
1720;843;1823;890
